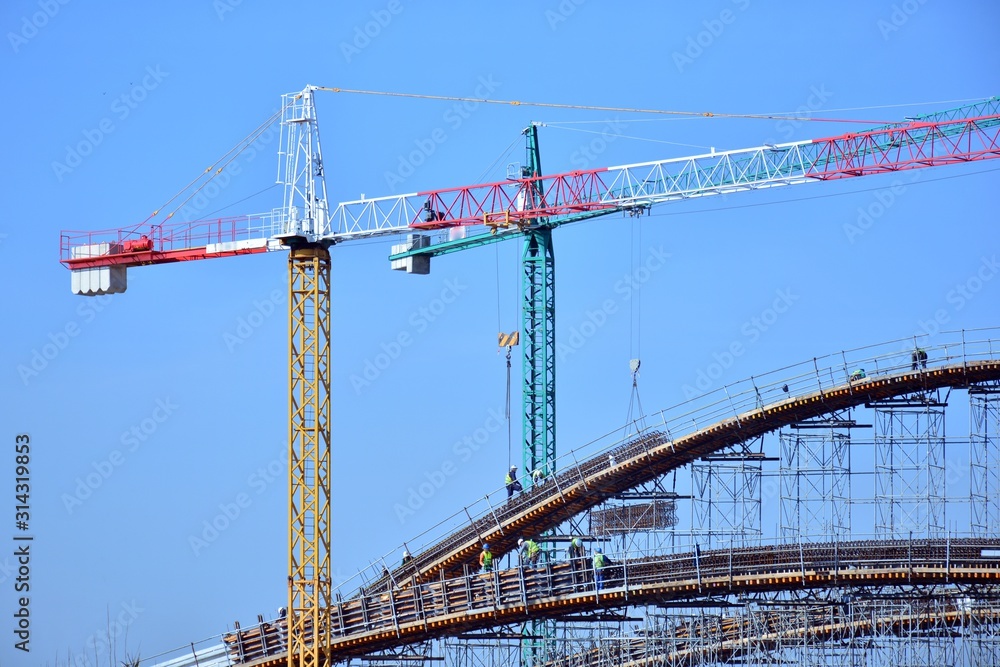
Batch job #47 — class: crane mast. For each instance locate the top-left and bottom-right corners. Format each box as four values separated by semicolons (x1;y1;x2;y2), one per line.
278;88;333;667
521;125;556;486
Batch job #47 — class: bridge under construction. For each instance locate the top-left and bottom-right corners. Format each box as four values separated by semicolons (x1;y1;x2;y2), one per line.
142;330;1000;667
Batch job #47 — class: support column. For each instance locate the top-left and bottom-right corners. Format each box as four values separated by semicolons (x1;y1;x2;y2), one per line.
288;245;332;667
971;383;1000;537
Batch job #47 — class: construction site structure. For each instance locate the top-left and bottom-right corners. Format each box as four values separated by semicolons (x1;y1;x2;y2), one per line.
58;90;1000;667
135;330;1000;667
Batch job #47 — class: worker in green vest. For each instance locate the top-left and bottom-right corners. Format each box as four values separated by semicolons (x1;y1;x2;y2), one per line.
593;548;608;590
518;537;541;567
479;543;494;573
568;537;586;589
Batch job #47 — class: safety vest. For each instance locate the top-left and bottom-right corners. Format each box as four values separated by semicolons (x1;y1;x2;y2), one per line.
593;553;607;569
525;540;540;557
505;473;515;485
480;550;493;570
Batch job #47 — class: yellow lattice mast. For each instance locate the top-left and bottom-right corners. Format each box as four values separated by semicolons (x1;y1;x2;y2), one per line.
287;244;332;667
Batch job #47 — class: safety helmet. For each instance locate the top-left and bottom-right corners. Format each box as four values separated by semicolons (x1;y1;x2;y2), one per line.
403;550;410;557
510;465;517;471
518;538;524;546
483;543;490;550
596;548;603;553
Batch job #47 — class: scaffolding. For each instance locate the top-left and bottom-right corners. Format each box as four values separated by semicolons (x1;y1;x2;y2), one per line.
206;334;1000;667
432;386;997;667
691;437;764;550
971;382;1000;538
872;392;948;540
779;412;856;541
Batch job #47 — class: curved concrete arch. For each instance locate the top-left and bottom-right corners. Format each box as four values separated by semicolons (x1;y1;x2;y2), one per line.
228;538;1000;664
394;361;1000;587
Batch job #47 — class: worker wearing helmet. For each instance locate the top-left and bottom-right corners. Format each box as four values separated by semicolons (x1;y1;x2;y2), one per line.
505;465;523;500
568;536;586;589
593;547;608;591
401;550;412;567
519;537;541;567
479;543;494;573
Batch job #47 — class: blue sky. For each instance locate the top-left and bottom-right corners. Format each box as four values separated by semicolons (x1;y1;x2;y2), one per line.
2;0;999;663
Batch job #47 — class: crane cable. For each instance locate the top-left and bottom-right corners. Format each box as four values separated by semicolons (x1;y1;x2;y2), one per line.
130;101;291;235
315;86;898;124
625;217;645;439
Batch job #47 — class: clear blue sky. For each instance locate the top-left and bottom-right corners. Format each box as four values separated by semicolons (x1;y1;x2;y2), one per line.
2;0;998;663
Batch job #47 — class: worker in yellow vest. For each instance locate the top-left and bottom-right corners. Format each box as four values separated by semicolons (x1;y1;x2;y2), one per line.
593;548;608;590
505;465;523;499
479;543;494;573
518;537;541;567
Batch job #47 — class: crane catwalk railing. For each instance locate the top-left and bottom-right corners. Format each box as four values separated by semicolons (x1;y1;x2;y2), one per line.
335;329;1000;599
59;210;286;269
329;112;1000;239
222;537;1000;664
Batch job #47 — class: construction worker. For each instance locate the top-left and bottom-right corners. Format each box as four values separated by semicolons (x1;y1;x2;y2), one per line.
479;543;494;573
518;537;541;567
401;550;412;567
568;536;587;589
593;548;608;591
912;348;928;370
505;465;523;499
849;368;866;382
531;468;545;486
